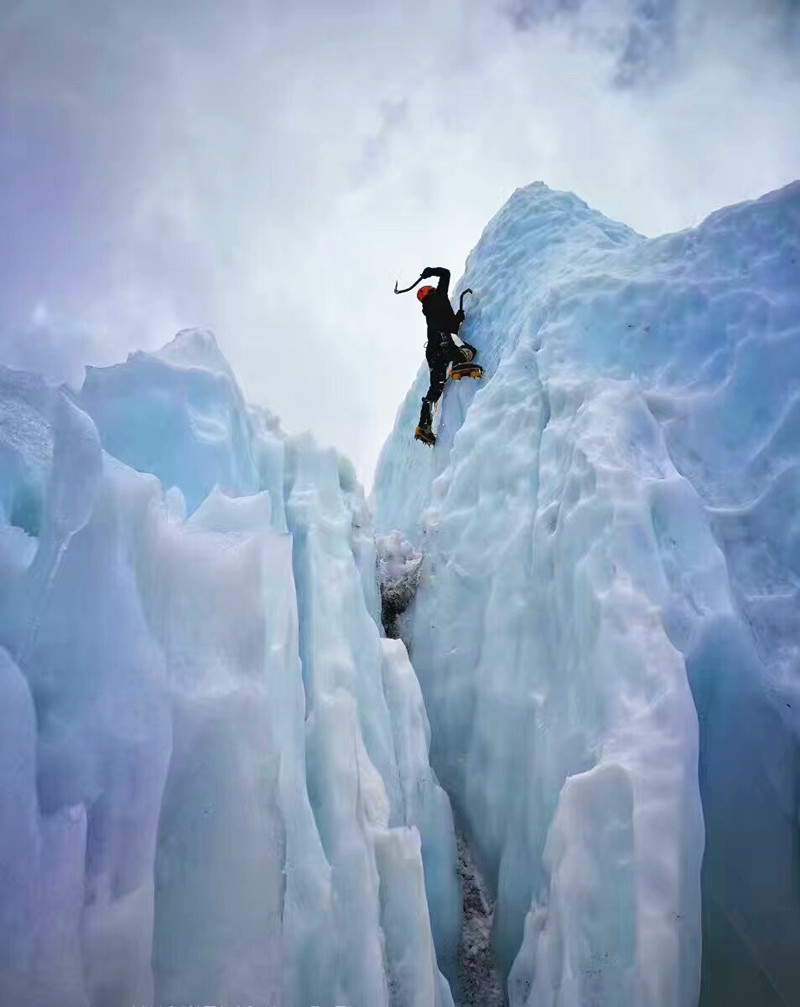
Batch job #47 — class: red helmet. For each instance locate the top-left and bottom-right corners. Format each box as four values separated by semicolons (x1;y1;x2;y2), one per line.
417;285;435;302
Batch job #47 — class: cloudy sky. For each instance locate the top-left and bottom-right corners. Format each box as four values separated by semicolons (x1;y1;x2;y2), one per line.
1;0;799;484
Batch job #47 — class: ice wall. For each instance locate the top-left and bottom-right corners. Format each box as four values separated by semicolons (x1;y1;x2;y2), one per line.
374;182;800;1006
0;331;459;1007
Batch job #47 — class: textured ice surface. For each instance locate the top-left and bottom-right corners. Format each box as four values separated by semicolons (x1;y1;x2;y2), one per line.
0;332;459;1007
374;181;800;1006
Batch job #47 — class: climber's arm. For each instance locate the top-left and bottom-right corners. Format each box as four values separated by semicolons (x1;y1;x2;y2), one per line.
421;267;451;296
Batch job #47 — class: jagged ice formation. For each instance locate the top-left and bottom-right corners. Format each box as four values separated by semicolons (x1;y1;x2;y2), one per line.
0;331;458;1007
374;181;800;1007
1;179;799;1007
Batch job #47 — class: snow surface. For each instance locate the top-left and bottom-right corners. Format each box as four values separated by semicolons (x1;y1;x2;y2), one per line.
374;181;800;1006
0;330;459;1007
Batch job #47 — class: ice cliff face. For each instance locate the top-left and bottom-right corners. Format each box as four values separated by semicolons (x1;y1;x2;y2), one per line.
374;182;800;1007
0;331;458;1007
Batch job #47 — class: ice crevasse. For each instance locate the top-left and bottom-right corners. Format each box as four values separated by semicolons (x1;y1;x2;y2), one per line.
374;181;800;1006
0;178;798;1007
0;330;459;1007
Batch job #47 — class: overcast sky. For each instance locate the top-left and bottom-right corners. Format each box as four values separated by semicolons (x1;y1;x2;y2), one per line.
1;0;799;485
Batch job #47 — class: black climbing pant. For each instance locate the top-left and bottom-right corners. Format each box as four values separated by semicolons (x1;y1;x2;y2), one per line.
423;332;476;406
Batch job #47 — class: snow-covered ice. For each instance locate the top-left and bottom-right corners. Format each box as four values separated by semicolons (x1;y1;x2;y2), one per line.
377;531;424;638
374;181;800;1006
0;331;458;1007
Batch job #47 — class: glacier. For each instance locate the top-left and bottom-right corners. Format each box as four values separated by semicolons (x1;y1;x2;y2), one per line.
1;179;798;1007
0;331;459;1007
374;182;800;1006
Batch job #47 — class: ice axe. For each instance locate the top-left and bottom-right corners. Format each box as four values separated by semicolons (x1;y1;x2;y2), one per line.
393;278;475;311
394;275;425;295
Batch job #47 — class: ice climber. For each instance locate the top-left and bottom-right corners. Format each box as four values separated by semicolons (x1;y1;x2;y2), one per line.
394;265;482;446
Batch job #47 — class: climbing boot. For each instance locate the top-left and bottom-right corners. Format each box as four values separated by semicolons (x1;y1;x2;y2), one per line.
415;398;436;446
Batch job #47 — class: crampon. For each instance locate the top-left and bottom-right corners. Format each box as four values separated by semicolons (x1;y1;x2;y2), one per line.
450;361;484;381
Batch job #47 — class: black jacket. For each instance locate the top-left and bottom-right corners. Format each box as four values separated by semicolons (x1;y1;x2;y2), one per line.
421;267;464;335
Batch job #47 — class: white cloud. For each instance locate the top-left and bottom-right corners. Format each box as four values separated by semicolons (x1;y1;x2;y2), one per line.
1;0;798;483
